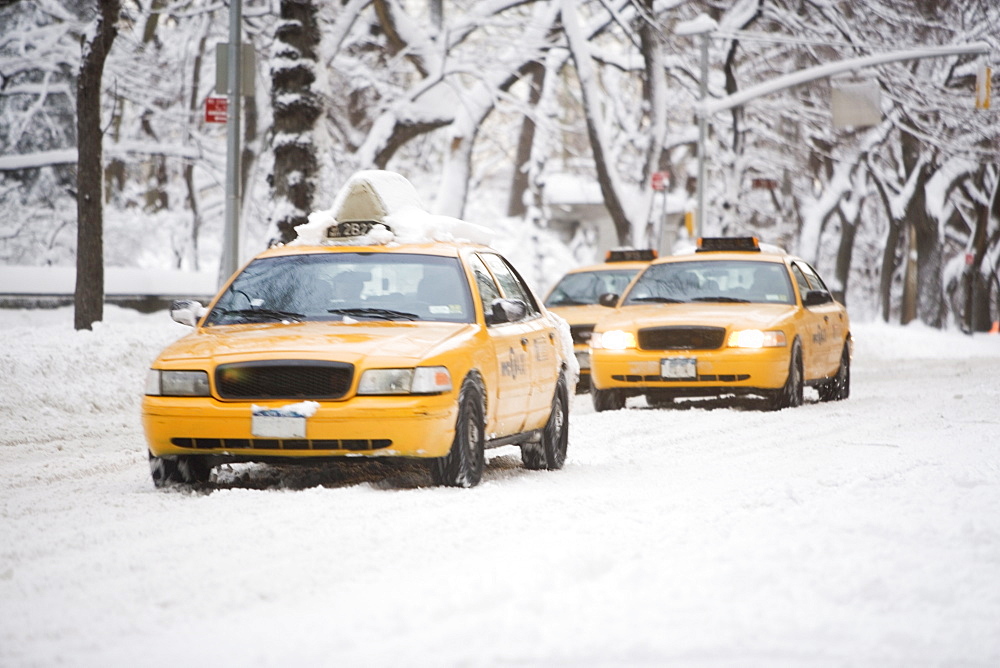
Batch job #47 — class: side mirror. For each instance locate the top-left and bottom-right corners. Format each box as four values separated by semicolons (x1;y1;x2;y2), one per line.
487;298;527;325
803;290;832;307
170;299;206;327
598;293;620;308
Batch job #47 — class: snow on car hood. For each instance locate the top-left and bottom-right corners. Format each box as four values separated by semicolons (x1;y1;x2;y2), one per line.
155;320;472;367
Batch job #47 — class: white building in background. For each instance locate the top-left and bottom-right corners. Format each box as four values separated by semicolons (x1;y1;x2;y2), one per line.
541;172;688;260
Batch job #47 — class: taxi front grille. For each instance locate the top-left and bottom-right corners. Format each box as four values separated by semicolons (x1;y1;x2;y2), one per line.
612;374;750;383
171;438;392;451
569;324;595;345
638;326;726;351
216;360;353;400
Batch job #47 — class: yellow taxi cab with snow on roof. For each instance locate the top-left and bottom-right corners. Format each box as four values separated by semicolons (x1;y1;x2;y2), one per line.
588;236;851;411
543;249;655;391
142;171;574;488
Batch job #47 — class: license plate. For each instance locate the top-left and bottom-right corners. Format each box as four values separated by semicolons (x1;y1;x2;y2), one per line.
252;414;306;438
661;357;696;380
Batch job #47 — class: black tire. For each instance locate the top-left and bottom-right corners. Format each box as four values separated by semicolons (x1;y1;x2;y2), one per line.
149;451;212;487
592;388;625;412
522;373;569;470
818;342;851;402
768;340;803;410
430;376;486;487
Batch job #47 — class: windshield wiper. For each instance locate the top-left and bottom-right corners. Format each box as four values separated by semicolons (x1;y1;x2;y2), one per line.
218;307;304;322
328;307;421;321
629;297;685;304
691;296;751;303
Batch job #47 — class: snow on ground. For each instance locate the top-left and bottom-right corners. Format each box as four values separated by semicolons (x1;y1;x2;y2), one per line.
2;306;1000;667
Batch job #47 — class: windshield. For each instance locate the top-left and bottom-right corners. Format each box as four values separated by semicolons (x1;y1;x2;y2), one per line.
545;269;639;307
622;260;794;306
204;252;475;326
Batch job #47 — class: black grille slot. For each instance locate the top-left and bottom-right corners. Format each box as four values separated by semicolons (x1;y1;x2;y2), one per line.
638;326;725;351
171;437;392;451
216;360;353;400
569;324;595;345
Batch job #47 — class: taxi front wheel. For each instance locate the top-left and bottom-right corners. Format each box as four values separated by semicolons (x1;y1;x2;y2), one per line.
592;388;625;412
149;451;211;487
430;376;486;488
767;340;803;410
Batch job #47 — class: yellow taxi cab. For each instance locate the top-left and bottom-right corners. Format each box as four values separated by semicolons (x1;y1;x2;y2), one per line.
543;249;656;391
142;171;575;488
588;236;851;411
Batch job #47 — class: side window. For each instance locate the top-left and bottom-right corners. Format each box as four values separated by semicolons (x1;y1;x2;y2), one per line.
789;264;812;300
479;253;540;316
798;262;830;292
467;254;502;318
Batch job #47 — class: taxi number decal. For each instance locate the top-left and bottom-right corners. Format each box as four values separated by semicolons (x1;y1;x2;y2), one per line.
661;357;697;380
326;221;391;238
500;347;528;380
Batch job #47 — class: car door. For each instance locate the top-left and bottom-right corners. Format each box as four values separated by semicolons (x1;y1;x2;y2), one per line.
797;261;846;374
478;252;559;432
789;262;831;381
467;253;531;436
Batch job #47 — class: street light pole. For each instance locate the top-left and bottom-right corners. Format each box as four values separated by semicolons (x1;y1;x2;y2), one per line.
695;32;709;239
676;14;717;241
220;0;243;288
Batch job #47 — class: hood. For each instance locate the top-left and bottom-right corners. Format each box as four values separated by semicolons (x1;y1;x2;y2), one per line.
546;303;616;327
156;321;472;366
597;302;797;332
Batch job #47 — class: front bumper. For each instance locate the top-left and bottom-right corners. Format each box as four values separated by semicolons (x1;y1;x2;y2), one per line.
590;346;790;394
143;394;458;460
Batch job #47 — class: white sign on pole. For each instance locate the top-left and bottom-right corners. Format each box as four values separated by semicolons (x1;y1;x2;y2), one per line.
831;79;881;128
215;43;256;96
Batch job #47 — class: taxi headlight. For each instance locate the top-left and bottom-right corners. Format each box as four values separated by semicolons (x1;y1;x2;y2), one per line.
358;366;452;395
592;330;637;350
146;369;211;396
727;329;787;348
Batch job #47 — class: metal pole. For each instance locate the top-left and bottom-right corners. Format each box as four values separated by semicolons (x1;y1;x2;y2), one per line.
220;0;242;288
695;33;708;239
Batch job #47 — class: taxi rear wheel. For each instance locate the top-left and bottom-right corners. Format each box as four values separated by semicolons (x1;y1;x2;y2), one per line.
149;451;211;487
768;340;803;410
592;388;625;412
818;343;851;402
522;373;569;470
430;376;485;487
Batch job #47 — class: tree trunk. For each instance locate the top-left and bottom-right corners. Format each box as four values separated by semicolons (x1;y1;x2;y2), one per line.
833;210;857;305
271;0;321;244
74;0;121;331
507;62;545;218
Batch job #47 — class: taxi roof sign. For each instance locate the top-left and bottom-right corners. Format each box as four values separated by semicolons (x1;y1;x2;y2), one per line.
606;248;657;262
696;237;760;253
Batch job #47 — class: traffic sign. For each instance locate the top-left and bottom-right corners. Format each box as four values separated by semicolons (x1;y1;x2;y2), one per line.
651;170;670;191
205;97;228;124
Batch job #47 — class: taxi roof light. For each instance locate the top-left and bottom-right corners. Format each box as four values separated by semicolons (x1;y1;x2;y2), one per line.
696;236;760;253
606;248;657;263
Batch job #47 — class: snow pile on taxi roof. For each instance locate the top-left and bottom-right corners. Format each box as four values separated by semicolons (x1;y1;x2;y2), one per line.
291;170;494;247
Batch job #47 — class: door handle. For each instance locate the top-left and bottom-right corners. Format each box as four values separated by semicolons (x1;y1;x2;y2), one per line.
520;337;529;347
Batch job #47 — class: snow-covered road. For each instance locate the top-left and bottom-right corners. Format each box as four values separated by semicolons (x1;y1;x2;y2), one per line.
2;307;999;666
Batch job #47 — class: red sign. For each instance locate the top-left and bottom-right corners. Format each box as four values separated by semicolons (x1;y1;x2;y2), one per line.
205;97;228;124
651;171;670;191
752;178;779;190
